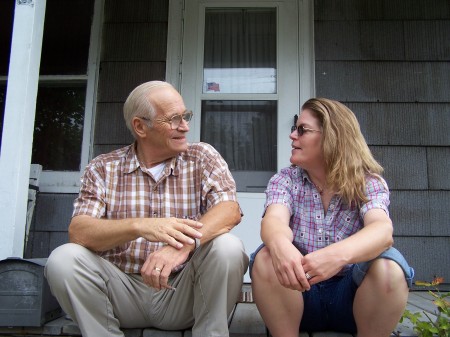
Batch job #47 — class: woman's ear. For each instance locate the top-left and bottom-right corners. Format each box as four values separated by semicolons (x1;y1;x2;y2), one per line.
132;117;148;139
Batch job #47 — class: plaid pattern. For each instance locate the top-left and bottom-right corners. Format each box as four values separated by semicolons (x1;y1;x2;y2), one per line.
73;142;237;273
264;166;390;256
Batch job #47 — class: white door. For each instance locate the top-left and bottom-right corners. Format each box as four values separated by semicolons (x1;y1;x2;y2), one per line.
169;0;314;280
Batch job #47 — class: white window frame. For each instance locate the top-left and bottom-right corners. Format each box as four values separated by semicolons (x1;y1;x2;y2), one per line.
39;0;104;193
168;0;315;173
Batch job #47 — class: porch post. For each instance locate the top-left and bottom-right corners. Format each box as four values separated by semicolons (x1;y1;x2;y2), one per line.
0;0;46;259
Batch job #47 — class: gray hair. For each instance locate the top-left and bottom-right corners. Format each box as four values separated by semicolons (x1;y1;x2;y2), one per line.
123;81;175;137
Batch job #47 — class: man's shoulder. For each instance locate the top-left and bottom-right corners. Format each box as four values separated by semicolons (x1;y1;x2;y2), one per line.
89;145;133;167
182;142;219;160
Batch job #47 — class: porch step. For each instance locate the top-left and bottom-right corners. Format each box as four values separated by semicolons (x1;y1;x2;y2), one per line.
0;290;429;336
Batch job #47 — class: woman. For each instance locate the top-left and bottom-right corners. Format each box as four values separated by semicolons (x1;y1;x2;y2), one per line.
250;98;414;336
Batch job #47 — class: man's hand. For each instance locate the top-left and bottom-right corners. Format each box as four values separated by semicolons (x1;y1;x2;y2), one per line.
139;217;203;249
141;245;192;290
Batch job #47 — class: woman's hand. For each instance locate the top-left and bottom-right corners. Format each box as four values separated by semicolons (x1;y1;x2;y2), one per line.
301;247;345;285
269;239;311;292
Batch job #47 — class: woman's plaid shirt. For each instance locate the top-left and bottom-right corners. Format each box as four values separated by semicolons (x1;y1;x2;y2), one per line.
264;166;390;256
72;142;237;273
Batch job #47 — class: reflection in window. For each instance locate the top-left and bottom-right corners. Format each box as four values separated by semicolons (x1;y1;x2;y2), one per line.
0;86;5;149
201;100;277;192
32;86;85;171
203;8;276;94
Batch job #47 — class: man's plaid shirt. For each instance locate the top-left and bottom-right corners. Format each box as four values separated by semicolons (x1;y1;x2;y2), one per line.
73;142;238;273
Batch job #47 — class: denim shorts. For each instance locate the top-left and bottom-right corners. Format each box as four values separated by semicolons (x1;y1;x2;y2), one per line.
249;245;414;333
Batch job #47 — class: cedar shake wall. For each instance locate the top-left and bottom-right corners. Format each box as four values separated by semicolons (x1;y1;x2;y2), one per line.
314;0;450;286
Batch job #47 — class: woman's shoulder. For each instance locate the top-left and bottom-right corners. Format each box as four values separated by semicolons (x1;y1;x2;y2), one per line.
269;166;305;187
365;173;389;193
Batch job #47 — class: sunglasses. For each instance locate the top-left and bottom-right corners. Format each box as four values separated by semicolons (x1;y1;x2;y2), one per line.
290;125;322;136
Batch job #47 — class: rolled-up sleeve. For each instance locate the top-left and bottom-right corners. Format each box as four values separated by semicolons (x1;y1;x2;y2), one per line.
359;175;390;218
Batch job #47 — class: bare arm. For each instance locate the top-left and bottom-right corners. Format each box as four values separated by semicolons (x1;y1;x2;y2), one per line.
302;208;393;284
69;214;203;252
259;204;311;291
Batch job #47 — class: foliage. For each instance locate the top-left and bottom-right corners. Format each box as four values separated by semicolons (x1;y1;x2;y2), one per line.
400;277;450;337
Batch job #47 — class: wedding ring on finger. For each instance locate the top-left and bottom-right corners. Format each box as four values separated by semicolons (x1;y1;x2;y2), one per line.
305;272;312;280
154;267;162;273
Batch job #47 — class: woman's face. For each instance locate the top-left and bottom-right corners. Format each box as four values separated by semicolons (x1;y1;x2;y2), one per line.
289;109;324;170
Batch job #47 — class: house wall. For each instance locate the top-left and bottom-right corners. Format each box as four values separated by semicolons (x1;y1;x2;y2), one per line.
27;0;450;287
314;0;450;285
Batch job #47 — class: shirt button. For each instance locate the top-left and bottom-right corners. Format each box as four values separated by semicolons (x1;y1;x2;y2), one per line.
318;228;323;234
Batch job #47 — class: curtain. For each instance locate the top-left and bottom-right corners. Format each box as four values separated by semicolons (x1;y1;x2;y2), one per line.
201;8;277;186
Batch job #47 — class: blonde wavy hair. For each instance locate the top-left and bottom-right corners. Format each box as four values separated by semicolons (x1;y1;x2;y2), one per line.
301;98;384;206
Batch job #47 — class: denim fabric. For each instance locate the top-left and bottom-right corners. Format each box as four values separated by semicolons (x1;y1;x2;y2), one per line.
353;247;415;288
250;245;415;332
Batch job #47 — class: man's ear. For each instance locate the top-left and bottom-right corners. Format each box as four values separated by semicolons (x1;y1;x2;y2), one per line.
132;117;148;138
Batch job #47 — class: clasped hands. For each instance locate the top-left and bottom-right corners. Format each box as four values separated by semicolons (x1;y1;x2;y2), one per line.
273;246;344;293
140;217;203;290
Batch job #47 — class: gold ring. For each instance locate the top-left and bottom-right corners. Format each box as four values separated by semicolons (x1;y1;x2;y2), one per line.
155;267;162;272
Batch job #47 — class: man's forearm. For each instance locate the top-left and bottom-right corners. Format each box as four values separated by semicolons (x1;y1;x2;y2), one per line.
196;201;241;245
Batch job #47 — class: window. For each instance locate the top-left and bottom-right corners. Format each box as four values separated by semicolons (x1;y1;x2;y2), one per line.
34;0;94;172
180;0;304;193
200;8;277;192
0;0;15;151
1;0;101;192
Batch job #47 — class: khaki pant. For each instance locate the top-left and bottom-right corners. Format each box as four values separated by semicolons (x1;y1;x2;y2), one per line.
45;233;248;337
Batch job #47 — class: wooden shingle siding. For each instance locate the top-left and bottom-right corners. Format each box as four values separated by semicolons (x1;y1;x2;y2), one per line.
394;237;450;282
314;0;450;287
94;0;169;157
350;103;450;146
94;103;133;145
427;147;450;189
103;0;169;23
315;62;450;102
97;62;166;103
390;191;450;236
370;146;428;189
102;23;168;61
314;0;450;20
25;194;74;259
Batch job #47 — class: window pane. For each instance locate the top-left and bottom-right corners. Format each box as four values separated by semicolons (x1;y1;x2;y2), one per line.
201;100;277;192
32;86;86;171
203;8;276;94
40;0;94;75
0;0;14;76
0;85;5;152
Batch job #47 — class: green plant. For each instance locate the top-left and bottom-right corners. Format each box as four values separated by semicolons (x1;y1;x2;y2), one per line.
400;277;450;337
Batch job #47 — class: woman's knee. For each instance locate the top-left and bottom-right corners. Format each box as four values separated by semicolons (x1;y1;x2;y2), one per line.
251;247;276;282
365;258;408;292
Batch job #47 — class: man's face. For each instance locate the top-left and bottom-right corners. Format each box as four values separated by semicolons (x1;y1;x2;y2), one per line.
144;87;190;161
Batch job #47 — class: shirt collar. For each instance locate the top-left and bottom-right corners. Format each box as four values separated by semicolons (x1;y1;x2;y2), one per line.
124;142;181;177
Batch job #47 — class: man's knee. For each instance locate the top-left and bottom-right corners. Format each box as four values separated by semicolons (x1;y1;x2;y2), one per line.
203;233;248;270
45;243;93;284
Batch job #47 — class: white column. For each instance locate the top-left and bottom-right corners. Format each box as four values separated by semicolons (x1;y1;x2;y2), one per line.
0;0;46;259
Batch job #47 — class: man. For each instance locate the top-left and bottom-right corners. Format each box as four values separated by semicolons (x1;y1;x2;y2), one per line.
45;81;249;337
